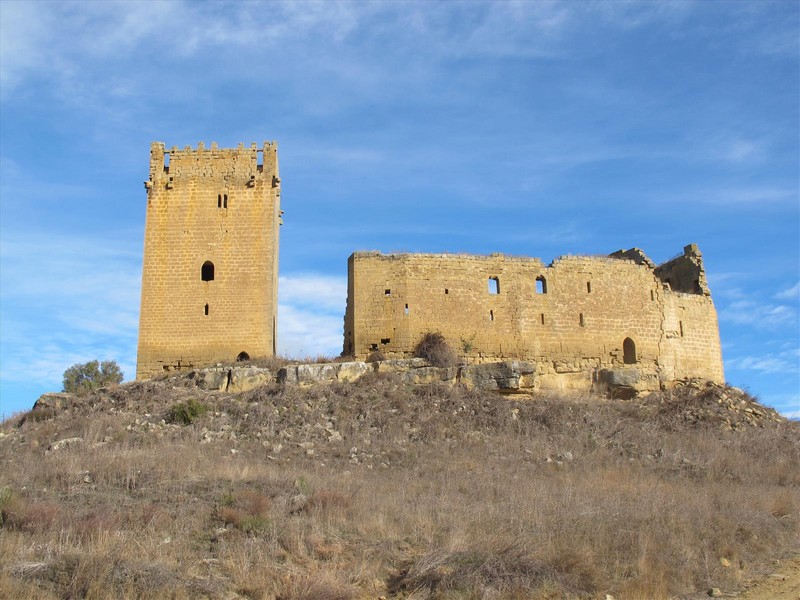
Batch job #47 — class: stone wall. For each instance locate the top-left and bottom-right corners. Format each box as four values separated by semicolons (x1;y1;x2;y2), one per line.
136;142;281;379
344;245;724;391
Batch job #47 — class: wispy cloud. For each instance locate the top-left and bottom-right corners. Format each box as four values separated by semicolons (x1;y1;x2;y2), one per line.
775;282;800;301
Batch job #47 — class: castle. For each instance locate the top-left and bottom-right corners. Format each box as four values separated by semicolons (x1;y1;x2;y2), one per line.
136;142;724;391
136;142;281;379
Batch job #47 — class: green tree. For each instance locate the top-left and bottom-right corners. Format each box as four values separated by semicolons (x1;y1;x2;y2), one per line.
62;360;124;395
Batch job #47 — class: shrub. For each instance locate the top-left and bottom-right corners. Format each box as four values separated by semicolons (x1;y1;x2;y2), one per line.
165;399;208;425
413;332;458;367
366;349;385;363
62;360;123;395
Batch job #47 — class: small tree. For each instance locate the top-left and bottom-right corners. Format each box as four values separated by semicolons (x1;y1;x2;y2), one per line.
62;360;124;395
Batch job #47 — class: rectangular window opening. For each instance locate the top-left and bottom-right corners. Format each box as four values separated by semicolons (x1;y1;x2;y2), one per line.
488;277;500;295
579;313;585;327
650;290;655;301
257;150;264;171
587;281;592;293
204;303;209;316
163;152;170;173
444;288;449;295
381;338;390;345
536;276;547;294
217;194;222;208
370;343;378;351
490;310;494;321
384;289;391;296
223;194;228;209
404;304;409;315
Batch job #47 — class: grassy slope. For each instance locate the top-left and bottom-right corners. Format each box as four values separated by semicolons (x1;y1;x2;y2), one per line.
0;374;798;599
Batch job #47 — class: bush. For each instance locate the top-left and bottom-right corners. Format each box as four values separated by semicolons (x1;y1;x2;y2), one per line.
413;332;458;367
166;399;209;425
62;360;123;396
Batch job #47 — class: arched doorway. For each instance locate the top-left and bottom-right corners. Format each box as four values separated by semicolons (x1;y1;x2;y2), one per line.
236;351;250;362
623;338;637;364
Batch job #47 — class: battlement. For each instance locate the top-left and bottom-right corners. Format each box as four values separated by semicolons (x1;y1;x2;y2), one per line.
147;141;280;190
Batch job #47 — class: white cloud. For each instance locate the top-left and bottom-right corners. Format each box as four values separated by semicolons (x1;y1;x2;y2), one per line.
726;354;797;375
278;274;347;313
277;303;343;360
775;282;800;301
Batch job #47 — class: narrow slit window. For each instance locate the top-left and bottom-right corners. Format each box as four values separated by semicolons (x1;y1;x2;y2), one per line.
204;303;209;316
488;277;500;295
404;304;409;315
223;194;228;209
257;150;264;172
651;290;655;301
536;276;547;294
163;152;170;173
579;313;585;327
444;288;449;295
679;321;684;337
587;281;592;293
217;194;222;208
540;313;545;325
201;261;215;281
490;310;494;321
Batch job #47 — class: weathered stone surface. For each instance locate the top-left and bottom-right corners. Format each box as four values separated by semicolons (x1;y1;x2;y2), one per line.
228;367;273;392
398;366;457;385
33;392;77;411
375;358;428;373
296;363;339;385
189;368;229;391
336;361;372;382
460;361;535;391
598;368;640;387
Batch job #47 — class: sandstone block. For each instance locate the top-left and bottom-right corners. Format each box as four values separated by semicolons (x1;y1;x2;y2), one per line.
33;392;77;411
228;366;274;392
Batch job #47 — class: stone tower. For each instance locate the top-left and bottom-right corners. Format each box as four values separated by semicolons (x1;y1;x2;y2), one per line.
136;141;281;379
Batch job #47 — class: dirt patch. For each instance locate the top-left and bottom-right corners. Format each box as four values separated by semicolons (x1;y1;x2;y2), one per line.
741;555;800;599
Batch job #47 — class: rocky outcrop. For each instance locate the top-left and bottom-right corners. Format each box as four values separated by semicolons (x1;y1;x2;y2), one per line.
460;361;536;392
33;392;78;411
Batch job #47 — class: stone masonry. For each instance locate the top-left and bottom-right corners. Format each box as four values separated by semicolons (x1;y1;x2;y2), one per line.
136;142;281;379
343;245;724;392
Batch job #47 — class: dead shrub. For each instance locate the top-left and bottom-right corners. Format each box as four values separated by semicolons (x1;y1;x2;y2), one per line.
302;490;352;515
277;574;356;600
366;349;385;362
413;331;458;367
217;490;272;533
1;498;59;532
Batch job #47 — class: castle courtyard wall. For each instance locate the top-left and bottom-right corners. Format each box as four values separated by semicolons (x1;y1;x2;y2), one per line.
344;247;724;390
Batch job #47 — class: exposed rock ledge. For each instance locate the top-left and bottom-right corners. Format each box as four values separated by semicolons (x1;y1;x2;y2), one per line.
187;359;537;395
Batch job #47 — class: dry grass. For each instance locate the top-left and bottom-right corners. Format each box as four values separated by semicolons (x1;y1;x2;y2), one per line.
1;376;798;599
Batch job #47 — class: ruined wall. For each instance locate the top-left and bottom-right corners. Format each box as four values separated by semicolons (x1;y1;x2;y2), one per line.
344;246;724;390
136;141;281;379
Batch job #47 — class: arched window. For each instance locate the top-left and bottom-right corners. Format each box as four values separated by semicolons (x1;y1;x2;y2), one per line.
236;351;250;362
536;276;547;294
623;337;637;364
201;261;215;281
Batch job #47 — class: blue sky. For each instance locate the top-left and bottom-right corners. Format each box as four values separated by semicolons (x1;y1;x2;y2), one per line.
1;0;798;418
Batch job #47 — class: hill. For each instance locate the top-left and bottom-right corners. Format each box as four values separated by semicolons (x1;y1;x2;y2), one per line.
1;372;798;599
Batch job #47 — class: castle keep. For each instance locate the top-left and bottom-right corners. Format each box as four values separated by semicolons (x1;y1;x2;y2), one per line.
344;245;724;391
136;142;281;379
